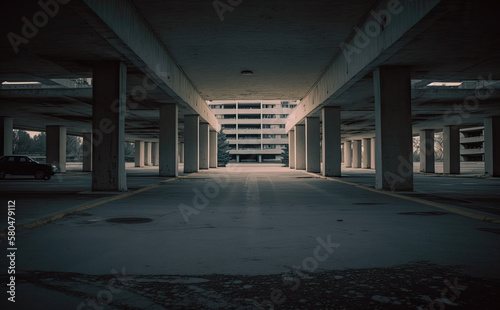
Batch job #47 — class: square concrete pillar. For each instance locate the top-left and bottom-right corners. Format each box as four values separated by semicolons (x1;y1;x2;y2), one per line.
82;132;92;172
370;137;376;169
362;138;371;169
144;142;151;166
160;103;178;177
46;125;66;173
344;141;352;168
443;126;460;174
199;123;210;169
352;140;362;168
289;130;295;169
419;130;435;173
184;115;199;173
484;117;500;176
322;107;341;176
374;66;413;191
151;142;159;166
179;142;184;164
0;117;13;156
306;117;320;173
92;61;127;191
294;125;306;170
209;131;218;168
135;140;144;167
258;154;263;163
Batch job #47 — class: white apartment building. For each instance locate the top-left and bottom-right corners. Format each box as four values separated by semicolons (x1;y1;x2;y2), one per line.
208;100;298;162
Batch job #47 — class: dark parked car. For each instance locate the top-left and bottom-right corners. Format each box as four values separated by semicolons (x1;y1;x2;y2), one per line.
0;155;57;180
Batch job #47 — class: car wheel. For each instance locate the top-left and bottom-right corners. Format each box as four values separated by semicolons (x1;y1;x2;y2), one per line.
34;171;45;180
0;171;5;179
44;175;51;180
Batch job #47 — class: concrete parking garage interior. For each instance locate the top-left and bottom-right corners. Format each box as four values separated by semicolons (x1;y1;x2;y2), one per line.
1;0;500;309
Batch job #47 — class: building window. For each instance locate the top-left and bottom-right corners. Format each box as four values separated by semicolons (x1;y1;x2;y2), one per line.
279;124;285;129
222;124;236;129
239;124;261;130
263;114;276;119
263;104;276;108
263;124;271;129
264;144;277;149
281;134;288;139
263;134;276;139
280;114;288;119
290;104;297;109
238;114;260;119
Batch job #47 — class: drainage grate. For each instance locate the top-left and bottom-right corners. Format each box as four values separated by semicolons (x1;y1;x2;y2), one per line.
477;228;500;235
106;218;153;224
398;211;449;216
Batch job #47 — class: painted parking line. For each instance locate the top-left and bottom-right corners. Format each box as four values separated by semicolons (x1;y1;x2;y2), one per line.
305;171;500;224
0;178;177;238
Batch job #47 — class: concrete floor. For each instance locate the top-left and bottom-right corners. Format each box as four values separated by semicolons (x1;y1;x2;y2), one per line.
0;163;499;309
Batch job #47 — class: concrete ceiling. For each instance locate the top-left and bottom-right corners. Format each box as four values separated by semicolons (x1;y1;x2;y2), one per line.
1;0;500;140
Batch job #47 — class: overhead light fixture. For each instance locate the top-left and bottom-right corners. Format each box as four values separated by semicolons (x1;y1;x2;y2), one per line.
240;70;253;76
427;82;462;87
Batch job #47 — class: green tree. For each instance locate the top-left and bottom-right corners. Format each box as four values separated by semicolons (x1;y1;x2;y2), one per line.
217;130;231;167
32;132;46;155
281;144;289;167
12;130;33;154
124;142;135;162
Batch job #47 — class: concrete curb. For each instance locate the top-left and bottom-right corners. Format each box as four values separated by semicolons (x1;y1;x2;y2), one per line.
0;178;177;238
303;171;500;225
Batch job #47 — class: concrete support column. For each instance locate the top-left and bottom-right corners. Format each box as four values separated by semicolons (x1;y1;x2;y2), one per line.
135;141;144;167
159;103;178;177
46;125;66;173
344;141;352;168
179;142;184;164
289;130;295;169
184;115;199;173
370;137;376;169
443;126;460;174
199;123;210;169
144;142;151;166
0;117;13;156
294;125;306;170
82;132;92;172
484;117;500;176
306;117;320;173
322;107;341;176
362;138;371;169
352;140;362;168
209;130;218;168
258;154;263;163
151;142;159;166
92;62;127;191
374;66;413;191
420;130;435;173
236;155;240;163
